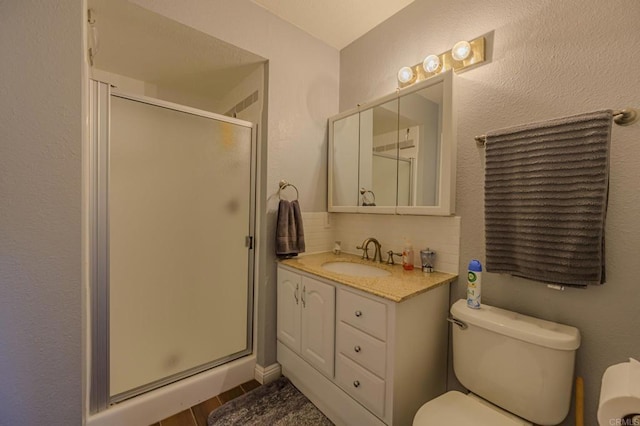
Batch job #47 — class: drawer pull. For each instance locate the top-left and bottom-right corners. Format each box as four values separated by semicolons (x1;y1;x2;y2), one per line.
353;380;360;388
355;310;362;317
354;345;361;353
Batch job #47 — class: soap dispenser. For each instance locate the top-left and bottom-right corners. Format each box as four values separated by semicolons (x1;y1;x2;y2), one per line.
402;239;414;270
420;248;435;273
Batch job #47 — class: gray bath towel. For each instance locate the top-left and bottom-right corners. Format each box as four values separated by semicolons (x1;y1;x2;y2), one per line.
484;110;612;287
276;200;305;257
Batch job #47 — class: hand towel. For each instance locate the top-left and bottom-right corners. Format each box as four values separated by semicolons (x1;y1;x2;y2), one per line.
484;110;612;287
276;199;305;257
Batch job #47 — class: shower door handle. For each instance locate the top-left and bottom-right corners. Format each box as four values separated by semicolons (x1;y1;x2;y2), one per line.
294;284;299;305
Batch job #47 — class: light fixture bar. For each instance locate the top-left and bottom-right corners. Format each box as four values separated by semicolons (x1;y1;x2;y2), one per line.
398;35;486;88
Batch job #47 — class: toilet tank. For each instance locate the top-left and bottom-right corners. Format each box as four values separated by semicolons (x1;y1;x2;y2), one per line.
450;299;580;426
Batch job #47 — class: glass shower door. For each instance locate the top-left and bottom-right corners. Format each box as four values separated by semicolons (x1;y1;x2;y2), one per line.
104;92;254;401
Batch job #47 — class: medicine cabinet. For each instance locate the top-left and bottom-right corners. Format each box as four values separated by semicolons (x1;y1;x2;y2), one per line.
328;71;456;215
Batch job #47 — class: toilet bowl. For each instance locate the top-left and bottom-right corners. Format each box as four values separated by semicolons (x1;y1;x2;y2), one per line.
413;300;581;426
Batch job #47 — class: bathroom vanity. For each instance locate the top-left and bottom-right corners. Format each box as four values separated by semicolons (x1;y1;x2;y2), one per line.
276;253;457;426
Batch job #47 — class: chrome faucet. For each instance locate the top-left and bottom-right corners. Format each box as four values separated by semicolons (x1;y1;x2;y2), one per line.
356;237;383;263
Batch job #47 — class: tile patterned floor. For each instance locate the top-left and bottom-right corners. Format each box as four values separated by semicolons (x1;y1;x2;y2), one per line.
151;379;261;426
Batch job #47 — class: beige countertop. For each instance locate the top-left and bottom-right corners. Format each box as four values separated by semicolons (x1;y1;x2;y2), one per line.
279;252;457;303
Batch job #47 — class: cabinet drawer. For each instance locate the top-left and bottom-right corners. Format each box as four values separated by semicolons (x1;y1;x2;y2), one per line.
335;353;385;418
337;322;386;379
338;289;387;341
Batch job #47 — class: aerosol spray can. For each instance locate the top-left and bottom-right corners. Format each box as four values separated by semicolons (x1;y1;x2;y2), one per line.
467;260;482;309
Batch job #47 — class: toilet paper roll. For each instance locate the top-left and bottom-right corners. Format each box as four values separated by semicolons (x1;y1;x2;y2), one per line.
598;358;640;426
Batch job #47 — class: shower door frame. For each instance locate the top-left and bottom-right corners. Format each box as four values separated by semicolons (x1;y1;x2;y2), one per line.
88;80;257;412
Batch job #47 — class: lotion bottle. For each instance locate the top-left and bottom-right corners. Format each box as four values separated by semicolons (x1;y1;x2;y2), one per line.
402;239;414;270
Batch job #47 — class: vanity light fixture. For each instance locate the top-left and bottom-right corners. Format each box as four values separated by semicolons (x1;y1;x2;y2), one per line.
451;40;472;61
398;35;486;88
422;55;441;73
397;66;415;84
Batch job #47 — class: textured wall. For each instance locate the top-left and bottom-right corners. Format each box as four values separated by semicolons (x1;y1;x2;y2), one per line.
131;0;340;368
0;1;83;425
340;1;640;424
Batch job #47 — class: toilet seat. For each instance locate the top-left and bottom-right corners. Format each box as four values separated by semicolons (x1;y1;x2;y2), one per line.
413;391;531;426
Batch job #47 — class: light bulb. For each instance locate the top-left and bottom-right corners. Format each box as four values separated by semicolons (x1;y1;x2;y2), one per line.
422;54;440;73
397;66;414;84
451;40;472;61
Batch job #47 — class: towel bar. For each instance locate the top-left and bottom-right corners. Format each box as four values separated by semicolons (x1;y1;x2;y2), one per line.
474;108;639;146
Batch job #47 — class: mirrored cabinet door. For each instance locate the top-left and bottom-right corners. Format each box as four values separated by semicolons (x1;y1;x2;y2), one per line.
395;71;455;215
397;82;442;208
329;113;360;212
358;98;398;214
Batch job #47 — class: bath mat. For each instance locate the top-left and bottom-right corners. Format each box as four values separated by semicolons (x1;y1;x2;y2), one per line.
208;376;334;425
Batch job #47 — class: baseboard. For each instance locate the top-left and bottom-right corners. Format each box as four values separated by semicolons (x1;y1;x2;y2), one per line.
254;362;281;384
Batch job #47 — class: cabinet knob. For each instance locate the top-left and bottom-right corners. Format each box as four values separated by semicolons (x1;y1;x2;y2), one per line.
354;345;361;353
355;310;362;317
353;380;360;388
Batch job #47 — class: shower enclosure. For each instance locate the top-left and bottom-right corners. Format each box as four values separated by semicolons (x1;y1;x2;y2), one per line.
89;80;256;411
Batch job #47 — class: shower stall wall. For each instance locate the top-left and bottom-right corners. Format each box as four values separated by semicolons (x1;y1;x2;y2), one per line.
89;80;256;411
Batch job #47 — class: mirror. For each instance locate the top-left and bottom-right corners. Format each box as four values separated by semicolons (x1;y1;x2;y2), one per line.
397;83;442;207
331;113;360;208
328;71;455;215
359;98;399;213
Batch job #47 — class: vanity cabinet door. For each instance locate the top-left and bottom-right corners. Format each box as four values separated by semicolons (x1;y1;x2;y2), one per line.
277;268;302;353
301;277;336;378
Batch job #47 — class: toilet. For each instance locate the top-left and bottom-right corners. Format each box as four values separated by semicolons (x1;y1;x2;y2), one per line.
414;299;581;426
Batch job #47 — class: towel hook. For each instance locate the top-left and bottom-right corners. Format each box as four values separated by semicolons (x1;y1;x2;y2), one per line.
278;179;299;200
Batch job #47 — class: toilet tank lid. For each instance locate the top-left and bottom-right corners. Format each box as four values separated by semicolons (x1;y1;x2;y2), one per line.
451;300;580;350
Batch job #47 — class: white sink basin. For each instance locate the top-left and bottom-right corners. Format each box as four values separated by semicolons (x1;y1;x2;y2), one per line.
321;261;391;277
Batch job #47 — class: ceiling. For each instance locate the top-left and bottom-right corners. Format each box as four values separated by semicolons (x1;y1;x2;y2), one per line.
251;0;415;50
87;0;415;102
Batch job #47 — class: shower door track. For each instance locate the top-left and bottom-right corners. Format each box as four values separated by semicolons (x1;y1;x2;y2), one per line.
88;80;257;412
